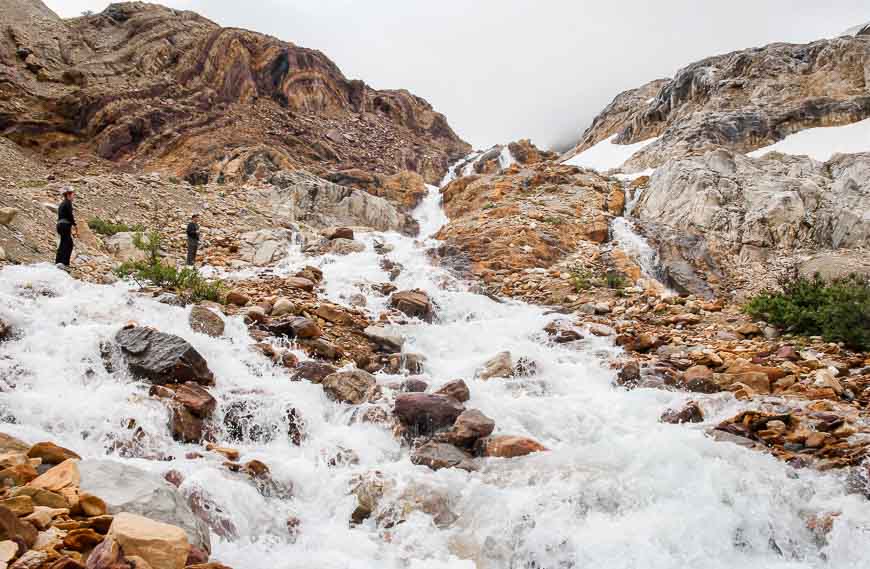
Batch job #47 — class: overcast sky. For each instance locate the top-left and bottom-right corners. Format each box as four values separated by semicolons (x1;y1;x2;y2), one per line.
45;1;870;150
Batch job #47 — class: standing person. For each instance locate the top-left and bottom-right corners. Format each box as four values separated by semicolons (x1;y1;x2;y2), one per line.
186;213;200;267
55;186;78;268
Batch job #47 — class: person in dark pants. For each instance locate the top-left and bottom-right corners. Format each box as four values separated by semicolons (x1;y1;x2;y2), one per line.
186;213;200;266
55;186;78;268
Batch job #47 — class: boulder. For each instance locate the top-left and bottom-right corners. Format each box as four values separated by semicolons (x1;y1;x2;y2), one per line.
225;292;249;307
267;317;322;339
327;227;354;240
169;405;203;443
114;327;214;386
363;326;404;353
661;402;704;424
389;290;434;322
188;307;224;338
479;436;547;458
238;229;293;266
27;442;80;465
393;394;465;436
476;352;513;380
321;371;377;404
290;362;337;383
411;442;474;471
434;379;470;403
442;409;495;447
0;504;37;548
327;238;365;255
106;513;188;569
271;298;295;317
77;460;210;553
285;277;315;292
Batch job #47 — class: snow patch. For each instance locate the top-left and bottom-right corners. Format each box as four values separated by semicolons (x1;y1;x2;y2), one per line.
749;117;870;162
564;134;659;172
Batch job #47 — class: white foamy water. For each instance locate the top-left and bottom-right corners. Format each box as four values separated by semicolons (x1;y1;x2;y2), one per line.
2;179;870;568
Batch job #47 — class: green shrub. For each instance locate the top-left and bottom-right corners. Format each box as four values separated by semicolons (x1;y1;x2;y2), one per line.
88;217;145;237
745;274;870;351
569;263;595;292
114;231;225;303
605;272;627;290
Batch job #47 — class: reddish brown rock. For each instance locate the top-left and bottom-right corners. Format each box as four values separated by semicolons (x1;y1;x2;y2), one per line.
479;436;548;458
389;290;435;322
173;383;217;419
434;379;471;403
393;393;465;436
661;402;704;424
27;442;80;465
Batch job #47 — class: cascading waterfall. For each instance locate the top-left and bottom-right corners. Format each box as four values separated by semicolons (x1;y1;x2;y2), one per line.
1;171;869;568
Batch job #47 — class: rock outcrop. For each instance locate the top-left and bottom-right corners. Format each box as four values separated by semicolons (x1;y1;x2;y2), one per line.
0;2;469;185
562;33;870;170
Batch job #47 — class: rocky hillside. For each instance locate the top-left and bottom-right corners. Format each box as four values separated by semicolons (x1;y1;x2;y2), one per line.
561;30;870;170
0;0;470;185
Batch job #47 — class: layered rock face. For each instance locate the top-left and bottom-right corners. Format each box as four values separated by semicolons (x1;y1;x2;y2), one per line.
0;1;470;184
562;34;870;170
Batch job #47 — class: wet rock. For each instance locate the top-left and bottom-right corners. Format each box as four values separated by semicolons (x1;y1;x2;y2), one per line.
349;471;391;524
387;353;426;375
290;362;337;384
27;442;80;465
169;405;203;443
244;306;267;324
188;306;225;338
479;435;547;458
363;326;404;353
322;370;377;404
105;512;189;569
616;360;641;387
114;326;214;386
411;442;474;471
173;383;216;418
222;399;277;444
267;317;322;339
434;379;470;403
389;290;434;322
299;338;343;360
393;393;465;436
295;266;324;284
661;402;704;424
441;409;495;447
477;351;513;380
400;378;428;393
78;460;210;553
0;319;10;342
328;238;365;255
682;365;719;393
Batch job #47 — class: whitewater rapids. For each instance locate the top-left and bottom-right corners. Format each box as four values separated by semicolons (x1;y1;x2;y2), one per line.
1;180;869;568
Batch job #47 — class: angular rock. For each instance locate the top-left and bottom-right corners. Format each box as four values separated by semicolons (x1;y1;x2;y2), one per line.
28;459;80;492
363;326;404;353
106;512;189;569
327;238;365;255
225;291;249;307
114;327;214;386
442;409;495;447
479;435;547;458
411;442;473;471
238;229;293;266
27;442;80;465
173;383;216;418
327;227;354;240
169;405;203;444
0;208;17;226
434;379;470;403
285;277;315;292
661;402;704;424
0;504;37;549
290;362;337;384
321;370;377;404
267;317;322;339
77;460;210;553
476;352;513;380
389;290;434;322
0;496;33;516
271;298;295;317
393;394;464;436
188;307;224;338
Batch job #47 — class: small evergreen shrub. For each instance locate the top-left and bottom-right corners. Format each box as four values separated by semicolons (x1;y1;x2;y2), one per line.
88;217;144;236
745;274;870;351
114;231;225;303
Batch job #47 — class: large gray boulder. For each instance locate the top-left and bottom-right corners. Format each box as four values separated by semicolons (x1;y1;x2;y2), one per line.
269;170;417;235
238;228;294;266
114;326;214;386
78;460;210;553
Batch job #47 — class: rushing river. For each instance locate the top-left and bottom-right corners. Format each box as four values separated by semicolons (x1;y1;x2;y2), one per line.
1;177;869;569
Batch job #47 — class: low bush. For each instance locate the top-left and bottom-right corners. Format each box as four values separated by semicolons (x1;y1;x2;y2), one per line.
88;217;144;237
745;274;870;351
114;231;224;303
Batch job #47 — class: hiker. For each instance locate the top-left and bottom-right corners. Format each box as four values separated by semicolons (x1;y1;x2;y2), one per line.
55;186;78;268
186;213;200;266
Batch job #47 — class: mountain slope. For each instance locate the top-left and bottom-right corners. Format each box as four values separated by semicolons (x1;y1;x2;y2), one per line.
0;1;470;184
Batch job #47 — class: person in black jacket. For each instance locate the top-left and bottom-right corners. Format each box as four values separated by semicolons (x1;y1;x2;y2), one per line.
55;186;78;267
186;213;200;266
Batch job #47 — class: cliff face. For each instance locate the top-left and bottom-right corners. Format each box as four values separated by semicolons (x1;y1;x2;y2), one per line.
562;34;870;170
0;1;470;183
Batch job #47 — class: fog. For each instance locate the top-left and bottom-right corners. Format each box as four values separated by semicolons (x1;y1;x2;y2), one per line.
46;0;870;150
